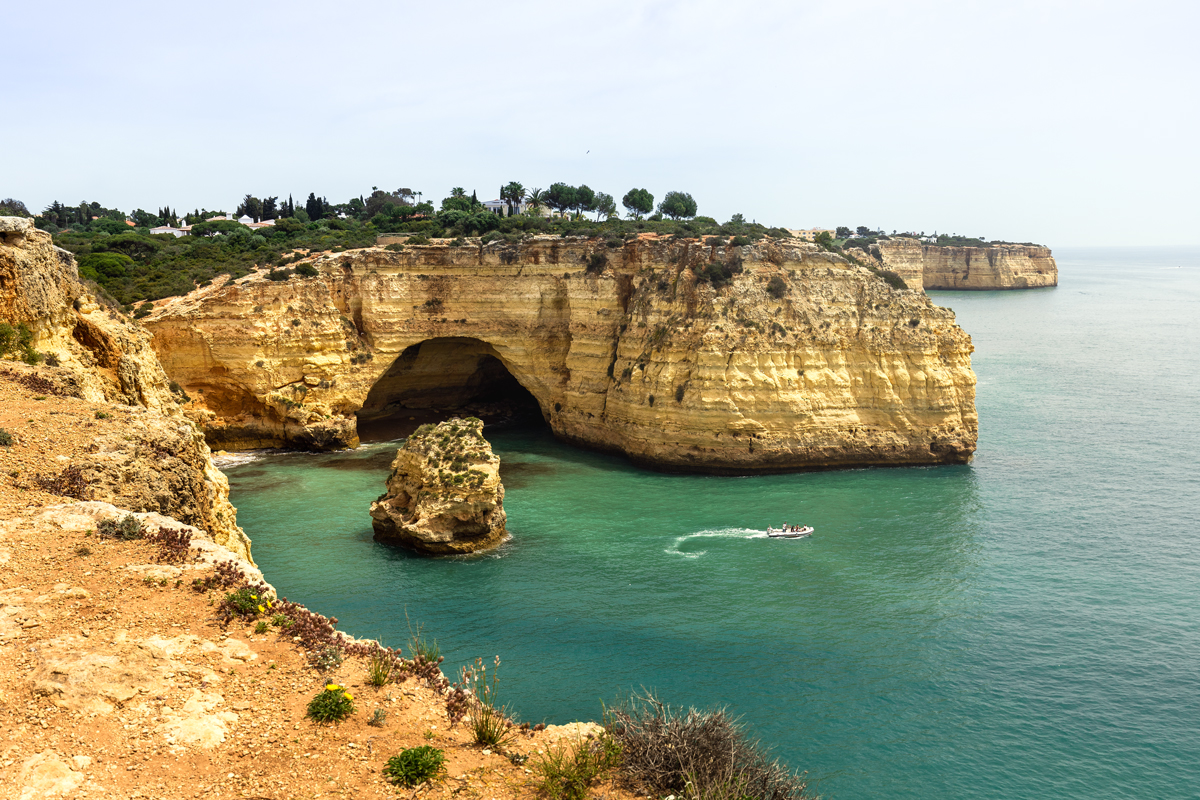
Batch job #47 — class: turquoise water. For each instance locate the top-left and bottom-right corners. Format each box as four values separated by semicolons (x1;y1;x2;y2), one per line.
225;247;1200;799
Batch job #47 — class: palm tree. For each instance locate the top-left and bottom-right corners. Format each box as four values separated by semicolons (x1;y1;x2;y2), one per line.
501;181;525;216
525;188;546;215
450;187;466;199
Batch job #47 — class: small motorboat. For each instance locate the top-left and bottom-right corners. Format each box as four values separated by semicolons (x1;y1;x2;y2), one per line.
767;526;813;539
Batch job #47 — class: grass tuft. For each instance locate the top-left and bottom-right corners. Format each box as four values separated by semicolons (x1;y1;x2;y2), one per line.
457;656;517;748
534;732;622;800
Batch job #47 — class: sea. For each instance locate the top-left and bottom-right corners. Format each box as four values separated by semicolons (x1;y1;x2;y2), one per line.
224;247;1200;799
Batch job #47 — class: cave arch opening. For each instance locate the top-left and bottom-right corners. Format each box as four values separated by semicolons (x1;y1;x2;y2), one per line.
355;337;547;442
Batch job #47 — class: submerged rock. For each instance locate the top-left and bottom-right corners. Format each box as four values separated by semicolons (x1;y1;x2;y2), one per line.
369;417;507;555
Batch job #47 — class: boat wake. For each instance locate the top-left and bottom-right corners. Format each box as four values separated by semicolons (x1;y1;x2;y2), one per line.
665;528;768;558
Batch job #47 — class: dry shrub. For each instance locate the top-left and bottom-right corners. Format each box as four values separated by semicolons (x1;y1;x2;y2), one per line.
146;526;193;564
605;693;810;800
191;560;246;592
34;465;88;499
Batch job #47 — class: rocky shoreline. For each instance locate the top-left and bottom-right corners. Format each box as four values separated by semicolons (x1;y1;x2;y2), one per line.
1;216;618;799
0;377;609;800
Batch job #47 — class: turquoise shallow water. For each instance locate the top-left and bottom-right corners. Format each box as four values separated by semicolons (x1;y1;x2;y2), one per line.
226;247;1200;799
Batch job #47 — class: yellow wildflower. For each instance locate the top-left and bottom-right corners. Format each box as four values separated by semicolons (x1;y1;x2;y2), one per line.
343;692;353;700
257;605;265;613
326;684;340;691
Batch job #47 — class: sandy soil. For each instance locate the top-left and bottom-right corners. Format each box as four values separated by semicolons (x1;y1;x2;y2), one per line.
0;370;632;800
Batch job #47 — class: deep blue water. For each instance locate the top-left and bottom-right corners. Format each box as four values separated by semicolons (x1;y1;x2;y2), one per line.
225;247;1200;799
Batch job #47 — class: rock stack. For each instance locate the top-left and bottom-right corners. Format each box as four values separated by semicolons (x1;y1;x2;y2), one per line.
369;417;507;555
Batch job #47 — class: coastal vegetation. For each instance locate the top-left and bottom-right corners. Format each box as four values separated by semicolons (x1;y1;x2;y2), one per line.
383;745;446;786
0;322;44;365
606;694;811;800
306;683;356;723
10;186;803;308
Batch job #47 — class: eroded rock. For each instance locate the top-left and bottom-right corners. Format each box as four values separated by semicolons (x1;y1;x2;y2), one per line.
144;235;979;471
0;218;251;559
18;751;84;800
370;417;507;555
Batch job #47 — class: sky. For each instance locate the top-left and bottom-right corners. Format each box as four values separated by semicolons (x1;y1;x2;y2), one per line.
5;0;1198;246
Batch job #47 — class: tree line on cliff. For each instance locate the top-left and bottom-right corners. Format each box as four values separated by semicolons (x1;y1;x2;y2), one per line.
3;183;799;310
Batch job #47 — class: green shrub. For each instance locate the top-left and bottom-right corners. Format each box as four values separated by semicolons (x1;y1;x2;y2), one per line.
0;322;41;365
697;256;744;289
586;251;607;275
384;243;405;252
98;514;144;540
306;683;355;723
406;235;431;245
0;428;12;446
367;646;400;686
266;268;293;281
766;275;788;299
0;323;16;354
220;586;269;618
44;352;60;367
383;745;445;786
294;262;319;278
731;235;751;246
368;708;388;727
534;733;622;800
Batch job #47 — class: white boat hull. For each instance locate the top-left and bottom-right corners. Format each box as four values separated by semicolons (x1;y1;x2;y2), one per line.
767;526;813;539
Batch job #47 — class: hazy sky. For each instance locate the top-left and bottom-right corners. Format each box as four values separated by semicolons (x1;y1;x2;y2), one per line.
6;0;1198;246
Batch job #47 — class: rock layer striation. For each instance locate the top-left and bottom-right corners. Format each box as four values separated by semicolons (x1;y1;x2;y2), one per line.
369;417;507;554
0;217;251;560
146;235;979;472
874;238;1057;291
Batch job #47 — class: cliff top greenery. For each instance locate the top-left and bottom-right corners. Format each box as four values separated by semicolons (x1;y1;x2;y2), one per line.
406;417;491;490
6;187;1038;309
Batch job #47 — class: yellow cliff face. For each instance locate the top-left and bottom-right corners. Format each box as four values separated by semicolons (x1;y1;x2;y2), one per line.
145;235;978;472
0;217;252;560
875;238;1058;291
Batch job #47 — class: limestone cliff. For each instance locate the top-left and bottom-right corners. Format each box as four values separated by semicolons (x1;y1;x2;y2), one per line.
146;234;978;472
370;417;507;555
0;217;251;560
874;238;1057;291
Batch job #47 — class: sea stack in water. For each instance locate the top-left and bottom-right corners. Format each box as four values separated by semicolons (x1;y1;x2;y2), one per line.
369;417;507;555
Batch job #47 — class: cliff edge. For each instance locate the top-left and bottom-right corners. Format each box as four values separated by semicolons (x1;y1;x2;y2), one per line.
0;216;251;560
874;238;1057;291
